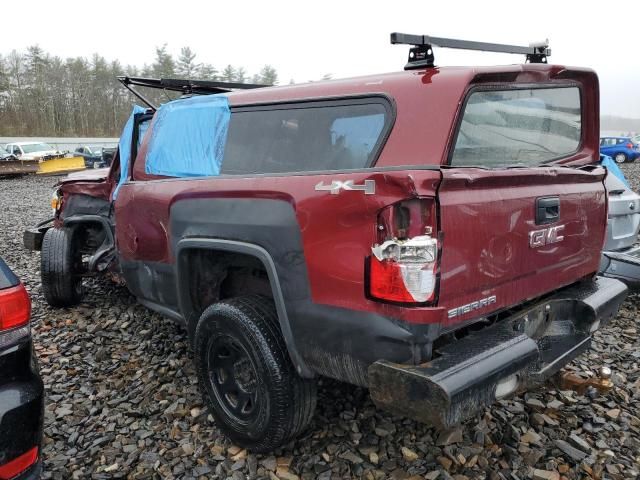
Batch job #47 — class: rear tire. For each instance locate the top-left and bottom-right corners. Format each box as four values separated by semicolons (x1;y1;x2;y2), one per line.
41;227;84;307
614;152;627;164
194;295;316;452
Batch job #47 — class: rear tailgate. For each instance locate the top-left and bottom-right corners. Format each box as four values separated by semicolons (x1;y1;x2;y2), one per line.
436;81;607;329
437;166;607;329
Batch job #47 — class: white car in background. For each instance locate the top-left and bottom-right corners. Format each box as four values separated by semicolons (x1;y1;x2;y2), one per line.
4;141;60;160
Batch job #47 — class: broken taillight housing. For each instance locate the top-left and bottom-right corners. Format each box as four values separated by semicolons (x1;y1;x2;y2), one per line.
368;198;439;304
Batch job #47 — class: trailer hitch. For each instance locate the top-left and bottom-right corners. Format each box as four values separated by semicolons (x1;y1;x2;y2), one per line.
556;367;614;395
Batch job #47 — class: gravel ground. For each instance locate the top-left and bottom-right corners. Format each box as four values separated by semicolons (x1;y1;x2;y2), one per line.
0;167;639;480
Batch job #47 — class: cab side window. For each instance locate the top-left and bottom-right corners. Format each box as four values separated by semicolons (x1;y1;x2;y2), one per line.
222;100;390;174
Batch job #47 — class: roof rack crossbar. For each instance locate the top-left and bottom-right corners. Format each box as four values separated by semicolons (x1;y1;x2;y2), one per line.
390;32;551;70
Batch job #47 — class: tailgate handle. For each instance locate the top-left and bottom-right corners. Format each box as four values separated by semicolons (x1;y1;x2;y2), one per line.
536;197;560;225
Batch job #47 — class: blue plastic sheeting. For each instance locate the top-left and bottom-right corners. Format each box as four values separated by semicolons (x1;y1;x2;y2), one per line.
137;118;150;149
145;95;230;177
113;105;146;199
601;154;630;188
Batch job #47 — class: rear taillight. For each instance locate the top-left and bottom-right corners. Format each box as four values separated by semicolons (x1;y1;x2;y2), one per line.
626;143;633;149
0;283;31;347
368;198;439;304
0;446;38;480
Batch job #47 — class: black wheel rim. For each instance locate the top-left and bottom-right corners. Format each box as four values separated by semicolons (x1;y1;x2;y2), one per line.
207;335;259;422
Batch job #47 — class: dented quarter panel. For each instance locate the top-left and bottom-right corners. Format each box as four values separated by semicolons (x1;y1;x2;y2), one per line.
115;169;445;381
115;168;443;325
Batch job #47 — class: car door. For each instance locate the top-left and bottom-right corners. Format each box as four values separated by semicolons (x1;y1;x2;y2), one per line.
600;138;614;156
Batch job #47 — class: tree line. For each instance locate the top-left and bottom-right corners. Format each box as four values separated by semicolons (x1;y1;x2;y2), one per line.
0;45;279;137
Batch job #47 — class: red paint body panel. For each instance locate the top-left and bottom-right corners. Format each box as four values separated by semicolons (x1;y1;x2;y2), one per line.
115;169;446;324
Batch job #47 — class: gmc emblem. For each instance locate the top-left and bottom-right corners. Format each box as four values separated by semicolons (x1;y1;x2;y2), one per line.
529;225;565;248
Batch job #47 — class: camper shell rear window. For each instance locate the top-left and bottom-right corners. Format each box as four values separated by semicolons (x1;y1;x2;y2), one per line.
450;86;582;167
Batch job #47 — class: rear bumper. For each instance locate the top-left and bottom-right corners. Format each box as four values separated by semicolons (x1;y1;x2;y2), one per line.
368;276;628;428
600;245;640;290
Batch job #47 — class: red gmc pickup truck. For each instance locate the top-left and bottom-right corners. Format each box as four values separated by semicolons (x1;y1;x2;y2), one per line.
24;34;628;452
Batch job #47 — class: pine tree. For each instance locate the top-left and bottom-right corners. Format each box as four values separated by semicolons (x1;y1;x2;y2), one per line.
198;63;218;80
176;46;200;78
152;44;175;78
258;65;278;85
234;67;247;83
221;65;236;82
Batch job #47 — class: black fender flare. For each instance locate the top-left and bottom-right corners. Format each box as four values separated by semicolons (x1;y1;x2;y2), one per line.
175;237;314;378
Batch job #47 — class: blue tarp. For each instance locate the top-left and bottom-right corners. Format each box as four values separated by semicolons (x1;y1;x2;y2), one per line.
137;118;150;149
113;105;146;199
145;95;230;177
601;154;630;188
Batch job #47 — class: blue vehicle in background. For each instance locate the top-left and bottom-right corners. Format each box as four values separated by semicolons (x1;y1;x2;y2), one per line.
600;136;640;163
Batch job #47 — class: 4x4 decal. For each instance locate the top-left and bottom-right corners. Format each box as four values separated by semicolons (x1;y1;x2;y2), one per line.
314;179;375;195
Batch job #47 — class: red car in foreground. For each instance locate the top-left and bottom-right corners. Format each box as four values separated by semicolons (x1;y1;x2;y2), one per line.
24;34;627;451
0;257;44;479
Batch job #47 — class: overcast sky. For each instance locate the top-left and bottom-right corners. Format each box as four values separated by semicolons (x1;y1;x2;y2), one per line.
4;0;639;117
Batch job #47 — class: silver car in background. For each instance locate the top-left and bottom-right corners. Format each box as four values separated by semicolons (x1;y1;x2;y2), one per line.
599;160;640;289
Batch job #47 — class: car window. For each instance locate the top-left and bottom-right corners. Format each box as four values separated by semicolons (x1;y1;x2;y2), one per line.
451;87;581;167
21;143;53;154
222;101;389;174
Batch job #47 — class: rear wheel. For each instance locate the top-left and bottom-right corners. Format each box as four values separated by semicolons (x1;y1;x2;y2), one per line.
41;227;84;307
194;295;316;452
614;152;627;164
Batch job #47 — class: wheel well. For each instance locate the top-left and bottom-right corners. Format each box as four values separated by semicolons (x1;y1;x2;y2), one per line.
70;221;107;255
181;248;273;322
